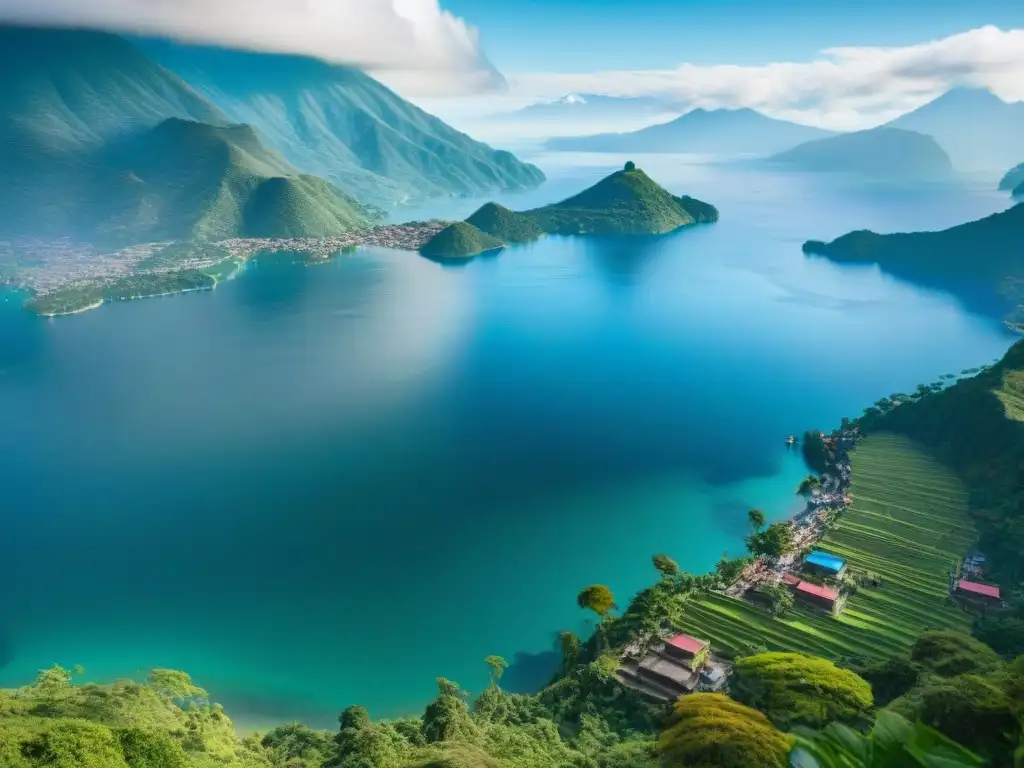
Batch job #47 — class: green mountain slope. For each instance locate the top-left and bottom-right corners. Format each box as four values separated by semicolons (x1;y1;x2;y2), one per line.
420;222;503;259
422;165;717;258
466;202;545;242
527;166;719;235
770;128;954;179
136;41;546;206
0;25;223;160
856;339;1024;582
6;117;373;243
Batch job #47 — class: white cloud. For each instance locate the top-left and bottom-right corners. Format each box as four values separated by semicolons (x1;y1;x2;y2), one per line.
507;26;1024;130
0;0;502;96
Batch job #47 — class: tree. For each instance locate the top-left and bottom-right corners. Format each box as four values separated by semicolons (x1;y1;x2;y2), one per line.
892;674;1019;766
853;657;923;707
484;655;508;688
748;508;766;532
657;693;791;768
715;555;752;586
652;553;680;580
745;522;793;562
755;583;794;617
559;631;581;673
730;652;874;730
802;430;829;472
115;727;189;768
797;475;821;496
577;585;617;620
910;631;1005;678
422;678;477;745
624;160;637;172
791;709;985;767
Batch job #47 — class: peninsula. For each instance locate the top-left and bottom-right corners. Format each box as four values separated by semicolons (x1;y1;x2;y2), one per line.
803;202;1024;327
419;163;719;260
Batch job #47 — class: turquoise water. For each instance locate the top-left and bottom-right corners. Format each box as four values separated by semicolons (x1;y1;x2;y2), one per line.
0;156;1016;728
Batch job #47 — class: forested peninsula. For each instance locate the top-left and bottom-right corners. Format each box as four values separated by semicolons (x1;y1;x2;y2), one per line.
419;163;719;260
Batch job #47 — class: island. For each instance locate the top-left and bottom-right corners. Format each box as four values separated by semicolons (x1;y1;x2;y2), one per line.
768;127;954;180
803;202;1024;327
419;221;505;260
418;163;719;260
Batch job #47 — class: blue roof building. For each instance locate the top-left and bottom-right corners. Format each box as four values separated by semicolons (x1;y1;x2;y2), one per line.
803;550;847;577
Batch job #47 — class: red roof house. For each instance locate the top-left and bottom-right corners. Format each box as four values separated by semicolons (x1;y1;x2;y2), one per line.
793;580;839;612
781;573;801;587
956;579;1001;601
666;634;709;655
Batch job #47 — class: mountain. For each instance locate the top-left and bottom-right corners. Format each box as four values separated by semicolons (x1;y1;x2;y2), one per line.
0;25;224;161
769;128;953;180
525;164;719;235
135;40;545;206
545;108;833;155
885;88;1024;172
466;203;545;243
999;163;1024;196
419;222;504;260
419;164;717;258
3;118;374;243
494;93;678;125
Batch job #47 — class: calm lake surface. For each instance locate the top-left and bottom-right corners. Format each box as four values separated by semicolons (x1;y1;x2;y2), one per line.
0;154;1016;727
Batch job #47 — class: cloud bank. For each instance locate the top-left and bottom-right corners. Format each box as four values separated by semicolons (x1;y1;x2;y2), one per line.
0;0;502;96
508;26;1024;130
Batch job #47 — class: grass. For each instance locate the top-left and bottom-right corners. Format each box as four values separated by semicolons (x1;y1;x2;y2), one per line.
675;434;974;662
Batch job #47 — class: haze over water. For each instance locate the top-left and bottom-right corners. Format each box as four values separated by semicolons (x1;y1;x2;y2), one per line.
0;155;1016;728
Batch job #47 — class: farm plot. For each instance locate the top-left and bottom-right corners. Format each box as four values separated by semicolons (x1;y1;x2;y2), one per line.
675;433;974;661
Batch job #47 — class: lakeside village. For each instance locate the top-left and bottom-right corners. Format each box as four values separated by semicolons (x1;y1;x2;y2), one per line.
0;221;448;299
614;426;1006;704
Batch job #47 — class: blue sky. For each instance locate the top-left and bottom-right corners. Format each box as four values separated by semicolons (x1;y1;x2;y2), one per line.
445;0;1024;72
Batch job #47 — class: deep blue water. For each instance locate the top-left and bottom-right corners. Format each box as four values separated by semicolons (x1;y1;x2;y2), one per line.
0;156;1016;728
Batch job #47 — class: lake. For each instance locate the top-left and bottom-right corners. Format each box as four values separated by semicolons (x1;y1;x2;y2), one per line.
0;154;1016;728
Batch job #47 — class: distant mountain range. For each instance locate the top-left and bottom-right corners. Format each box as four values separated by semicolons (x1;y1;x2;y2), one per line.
545;108;833;156
768;128;954;180
884;88;1024;173
0;24;544;243
494;93;678;123
421;163;718;258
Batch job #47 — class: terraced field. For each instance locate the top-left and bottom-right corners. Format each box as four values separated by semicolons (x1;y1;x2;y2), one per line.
676;434;974;661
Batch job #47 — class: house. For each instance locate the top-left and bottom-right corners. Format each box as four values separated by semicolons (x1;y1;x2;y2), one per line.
802;550;848;579
616;633;712;702
664;633;710;669
955;579;1001;607
794;580;840;613
781;573;802;587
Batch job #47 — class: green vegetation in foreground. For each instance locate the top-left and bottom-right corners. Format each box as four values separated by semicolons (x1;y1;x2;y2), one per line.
419;222;504;260
430;165;718;259
674;434;974;662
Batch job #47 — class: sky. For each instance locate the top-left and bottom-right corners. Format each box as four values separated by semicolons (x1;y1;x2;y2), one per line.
2;0;1024;129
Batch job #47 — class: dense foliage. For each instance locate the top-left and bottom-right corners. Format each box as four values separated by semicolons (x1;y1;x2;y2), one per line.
657;693;791;768
730;652;874;730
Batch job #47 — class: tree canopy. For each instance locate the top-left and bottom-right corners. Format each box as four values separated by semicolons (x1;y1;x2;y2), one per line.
657;693;791;768
745;522;794;561
730;652;874;730
577;585;617;619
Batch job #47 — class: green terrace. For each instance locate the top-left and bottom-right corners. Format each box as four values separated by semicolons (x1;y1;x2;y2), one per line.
674;434;974;662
